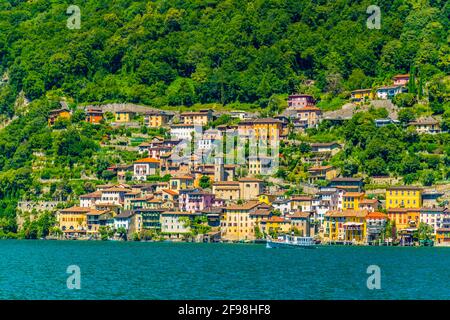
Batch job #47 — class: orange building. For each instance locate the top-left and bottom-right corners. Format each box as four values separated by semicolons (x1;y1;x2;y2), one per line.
387;208;420;231
48;108;71;126
85;108;104;124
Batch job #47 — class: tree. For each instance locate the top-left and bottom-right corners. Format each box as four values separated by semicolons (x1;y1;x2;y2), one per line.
392;93;416;108
166;77;196;106
398;109;415;124
421;171;435;186
414;223;433;241
199;175;211;189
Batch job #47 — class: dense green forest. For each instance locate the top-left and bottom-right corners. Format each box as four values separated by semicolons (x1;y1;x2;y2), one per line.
0;0;449;114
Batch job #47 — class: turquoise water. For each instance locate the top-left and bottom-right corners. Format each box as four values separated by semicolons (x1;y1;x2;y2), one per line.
0;240;449;299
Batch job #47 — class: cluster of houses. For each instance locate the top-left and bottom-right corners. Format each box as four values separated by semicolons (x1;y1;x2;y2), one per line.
54;172;450;246
41;79;449;245
350;74;410;101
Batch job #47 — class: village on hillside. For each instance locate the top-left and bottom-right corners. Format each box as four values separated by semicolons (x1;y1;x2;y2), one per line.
17;73;450;246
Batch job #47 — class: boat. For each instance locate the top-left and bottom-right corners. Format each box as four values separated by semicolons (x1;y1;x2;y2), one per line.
266;234;316;249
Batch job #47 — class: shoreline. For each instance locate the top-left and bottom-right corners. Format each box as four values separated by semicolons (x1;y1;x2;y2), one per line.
1;238;448;248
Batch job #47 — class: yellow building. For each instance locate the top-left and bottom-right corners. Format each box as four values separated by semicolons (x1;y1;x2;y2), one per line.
221;201;261;241
252;118;283;140
180;110;212;125
115;109;135;123
212;181;241;201
169;175;194;191
323;210;368;244
435;228;450;246
258;193;276;205
144;111;173;128
351;89;375;102
387;208;420;231
57;206;91;238
386;186;422;210
48;108;71;126
261;216;291;235
342;192;365;210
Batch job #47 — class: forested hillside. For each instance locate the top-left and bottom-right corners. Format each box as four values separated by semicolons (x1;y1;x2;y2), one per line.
0;0;449;114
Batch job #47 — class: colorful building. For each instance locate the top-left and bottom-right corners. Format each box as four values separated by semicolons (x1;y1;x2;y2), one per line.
365;211;389;242
287;94;315;108
351;89;375;101
144;110;173;128
323;210;368;244
393;74;409;86
409;117;442;134
48;108;71;126
386;186;422;210
114;109;135;123
221;201;261;241
180;109;213;126
342;192;365;210
85;108;104;124
57;206;91;237
387;208;420;231
133;157;160;181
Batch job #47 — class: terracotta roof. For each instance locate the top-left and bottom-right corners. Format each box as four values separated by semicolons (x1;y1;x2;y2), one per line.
59;207;91;213
344;192;365;197
290;212;311;218
171;175;194;180
135;157;160;164
80;191;102;198
366;212;388;220
359;199;379;204
325;210;368;218
266;216;286;223
162;189;179;196
87;210;109;216
225;201;260;211
250;209;271;216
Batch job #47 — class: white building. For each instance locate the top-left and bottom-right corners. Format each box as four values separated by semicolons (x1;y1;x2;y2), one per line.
160;211;199;237
79;191;102;208
133;158;160;181
420;208;449;234
99;187;129;206
170;124;202;141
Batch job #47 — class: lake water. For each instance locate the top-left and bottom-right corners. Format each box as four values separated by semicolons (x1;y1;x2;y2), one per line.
0;240;449;300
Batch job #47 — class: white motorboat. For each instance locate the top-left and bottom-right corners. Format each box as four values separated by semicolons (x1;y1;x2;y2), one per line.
266;234;316;248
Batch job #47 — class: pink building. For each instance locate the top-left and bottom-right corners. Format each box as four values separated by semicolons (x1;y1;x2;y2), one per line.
393;74;409;86
287;94;315;109
181;191;216;213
